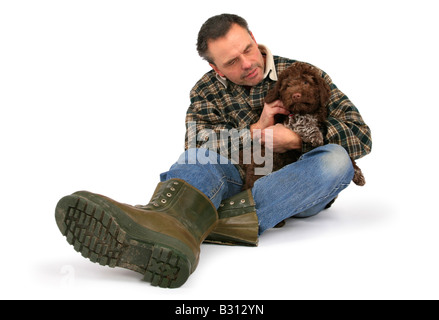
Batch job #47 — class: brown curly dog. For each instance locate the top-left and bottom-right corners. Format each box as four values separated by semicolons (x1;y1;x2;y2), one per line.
241;62;365;226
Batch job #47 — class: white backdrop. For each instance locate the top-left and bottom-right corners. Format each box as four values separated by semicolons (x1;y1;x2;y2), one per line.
1;0;438;299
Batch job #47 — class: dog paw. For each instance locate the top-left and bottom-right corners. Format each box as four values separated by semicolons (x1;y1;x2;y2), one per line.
353;172;366;186
351;160;366;186
353;168;366;186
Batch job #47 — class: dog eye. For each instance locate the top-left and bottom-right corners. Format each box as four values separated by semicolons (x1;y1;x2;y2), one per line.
303;81;308;85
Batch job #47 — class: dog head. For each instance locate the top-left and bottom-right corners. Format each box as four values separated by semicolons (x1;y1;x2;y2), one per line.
265;62;331;115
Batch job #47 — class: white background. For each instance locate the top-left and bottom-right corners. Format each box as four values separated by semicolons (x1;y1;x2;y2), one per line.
1;0;438;300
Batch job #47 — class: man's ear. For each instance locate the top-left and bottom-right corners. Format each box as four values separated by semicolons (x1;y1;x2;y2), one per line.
209;63;225;78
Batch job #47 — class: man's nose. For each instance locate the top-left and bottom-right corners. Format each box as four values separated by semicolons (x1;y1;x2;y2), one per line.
241;57;252;70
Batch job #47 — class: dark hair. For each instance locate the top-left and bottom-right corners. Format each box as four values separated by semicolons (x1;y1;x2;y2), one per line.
197;14;250;64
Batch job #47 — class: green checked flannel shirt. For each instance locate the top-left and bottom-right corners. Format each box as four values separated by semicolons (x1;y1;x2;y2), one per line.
185;45;372;178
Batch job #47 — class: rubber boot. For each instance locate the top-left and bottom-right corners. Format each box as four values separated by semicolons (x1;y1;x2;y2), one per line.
55;179;217;288
204;189;259;247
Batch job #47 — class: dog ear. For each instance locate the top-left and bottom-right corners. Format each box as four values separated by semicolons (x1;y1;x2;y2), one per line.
265;79;282;103
265;66;293;103
316;74;331;107
300;63;331;107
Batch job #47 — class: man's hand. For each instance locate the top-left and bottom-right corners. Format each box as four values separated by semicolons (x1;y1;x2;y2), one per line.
250;100;302;153
260;124;303;153
250;100;290;131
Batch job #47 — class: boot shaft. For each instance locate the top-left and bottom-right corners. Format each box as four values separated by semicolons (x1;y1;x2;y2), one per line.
205;189;259;247
139;179;218;244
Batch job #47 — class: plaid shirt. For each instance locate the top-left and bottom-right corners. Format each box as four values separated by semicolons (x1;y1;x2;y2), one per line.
185;46;372;177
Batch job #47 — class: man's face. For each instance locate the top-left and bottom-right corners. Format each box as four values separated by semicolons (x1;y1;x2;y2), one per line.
208;24;265;87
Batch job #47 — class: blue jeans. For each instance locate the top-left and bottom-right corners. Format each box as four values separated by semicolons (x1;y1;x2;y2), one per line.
160;144;354;235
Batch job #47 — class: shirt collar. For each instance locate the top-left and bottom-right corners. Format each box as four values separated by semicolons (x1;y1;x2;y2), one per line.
260;44;278;82
215;44;278;88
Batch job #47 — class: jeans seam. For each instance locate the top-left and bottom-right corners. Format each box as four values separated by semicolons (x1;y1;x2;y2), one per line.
226;178;243;187
208;177;226;202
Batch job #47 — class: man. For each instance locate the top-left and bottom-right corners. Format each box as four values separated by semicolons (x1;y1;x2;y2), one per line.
55;14;372;288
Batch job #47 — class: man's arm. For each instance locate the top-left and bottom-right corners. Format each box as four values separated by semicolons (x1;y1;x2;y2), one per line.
322;72;372;160
185;86;250;159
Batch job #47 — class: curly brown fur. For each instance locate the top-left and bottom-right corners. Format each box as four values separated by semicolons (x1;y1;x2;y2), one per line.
242;61;365;193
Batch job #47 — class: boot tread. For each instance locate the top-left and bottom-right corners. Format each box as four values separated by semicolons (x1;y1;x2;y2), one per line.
55;195;190;288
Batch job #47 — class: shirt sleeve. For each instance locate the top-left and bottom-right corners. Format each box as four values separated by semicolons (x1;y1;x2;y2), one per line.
320;71;372;160
185;86;251;162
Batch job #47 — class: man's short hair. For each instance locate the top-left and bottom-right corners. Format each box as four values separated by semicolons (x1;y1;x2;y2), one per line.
197;14;251;65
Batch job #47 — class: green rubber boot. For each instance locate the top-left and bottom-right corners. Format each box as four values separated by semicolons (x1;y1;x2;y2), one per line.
204;189;259;247
55;179;217;288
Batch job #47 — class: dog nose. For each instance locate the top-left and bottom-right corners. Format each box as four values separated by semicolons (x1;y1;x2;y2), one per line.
292;93;302;100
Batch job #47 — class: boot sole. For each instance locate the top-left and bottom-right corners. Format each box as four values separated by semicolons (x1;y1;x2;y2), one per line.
55;194;191;288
